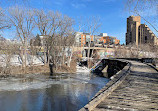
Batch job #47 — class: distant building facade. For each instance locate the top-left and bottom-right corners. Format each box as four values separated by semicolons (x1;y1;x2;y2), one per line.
81;33;94;47
126;16;158;46
99;36;120;45
94;33;107;43
75;32;120;47
139;24;158;45
75;32;94;47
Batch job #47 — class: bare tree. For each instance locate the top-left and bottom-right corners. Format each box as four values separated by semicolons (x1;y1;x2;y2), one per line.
49;14;75;69
0;8;11;30
0;40;20;75
126;0;158;33
115;43;158;58
8;6;35;69
34;9;75;72
80;16;101;68
34;10;63;65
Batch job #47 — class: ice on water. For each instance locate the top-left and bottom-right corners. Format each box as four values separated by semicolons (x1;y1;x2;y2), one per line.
0;73;93;91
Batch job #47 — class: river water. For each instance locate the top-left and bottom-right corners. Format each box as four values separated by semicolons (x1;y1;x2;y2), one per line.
0;73;109;111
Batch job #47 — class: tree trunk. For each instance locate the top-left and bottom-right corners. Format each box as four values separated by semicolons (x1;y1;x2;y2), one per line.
44;46;47;65
47;49;50;65
68;46;74;67
24;38;27;67
87;41;91;68
24;38;27;73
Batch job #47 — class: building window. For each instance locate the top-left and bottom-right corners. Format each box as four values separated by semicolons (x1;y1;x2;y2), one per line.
145;36;147;43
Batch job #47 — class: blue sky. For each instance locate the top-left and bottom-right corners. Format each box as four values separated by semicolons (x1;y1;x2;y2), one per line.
0;0;157;44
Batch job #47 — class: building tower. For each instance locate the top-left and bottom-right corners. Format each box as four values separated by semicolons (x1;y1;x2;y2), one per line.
126;16;158;46
126;16;141;46
139;24;158;45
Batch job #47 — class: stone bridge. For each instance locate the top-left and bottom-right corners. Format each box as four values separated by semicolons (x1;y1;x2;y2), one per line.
80;59;158;111
90;59;128;78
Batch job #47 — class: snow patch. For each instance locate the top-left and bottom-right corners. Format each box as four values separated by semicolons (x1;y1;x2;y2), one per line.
0;54;44;67
76;65;90;73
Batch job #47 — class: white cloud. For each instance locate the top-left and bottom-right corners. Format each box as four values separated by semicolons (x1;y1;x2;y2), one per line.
52;0;67;6
71;3;86;8
71;0;86;8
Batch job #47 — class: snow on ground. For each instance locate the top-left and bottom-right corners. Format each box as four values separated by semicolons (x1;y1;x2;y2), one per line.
0;54;44;67
76;64;90;73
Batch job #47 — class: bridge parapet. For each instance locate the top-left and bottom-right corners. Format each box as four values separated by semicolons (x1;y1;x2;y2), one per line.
91;59;128;78
80;59;158;111
80;59;131;111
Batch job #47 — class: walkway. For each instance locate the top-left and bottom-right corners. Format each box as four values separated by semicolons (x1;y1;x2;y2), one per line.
94;61;158;111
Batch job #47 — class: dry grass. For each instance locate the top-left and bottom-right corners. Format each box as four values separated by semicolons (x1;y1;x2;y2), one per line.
55;60;77;73
0;65;50;75
0;60;77;76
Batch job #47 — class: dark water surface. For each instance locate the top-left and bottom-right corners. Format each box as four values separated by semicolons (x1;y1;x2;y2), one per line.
0;73;109;111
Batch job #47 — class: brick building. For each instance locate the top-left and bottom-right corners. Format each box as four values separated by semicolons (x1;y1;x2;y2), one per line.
75;32;120;47
75;32;94;47
99;36;120;45
80;33;94;47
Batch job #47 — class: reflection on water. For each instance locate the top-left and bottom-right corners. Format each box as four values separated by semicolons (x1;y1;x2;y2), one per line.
0;73;109;111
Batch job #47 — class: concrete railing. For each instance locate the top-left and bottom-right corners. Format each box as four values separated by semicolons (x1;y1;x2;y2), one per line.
79;60;131;111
